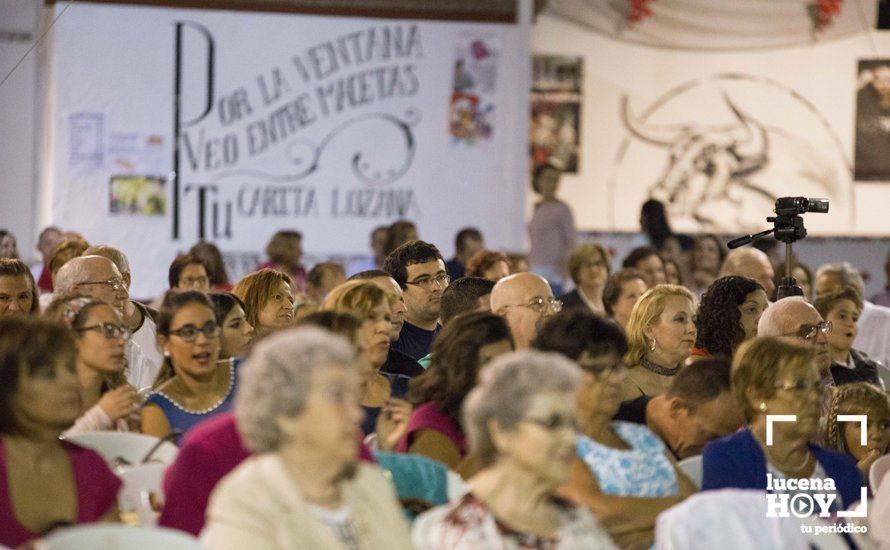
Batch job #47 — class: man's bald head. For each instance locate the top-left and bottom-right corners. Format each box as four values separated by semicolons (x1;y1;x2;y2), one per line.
758;297;831;372
55;255;128;314
720;248;775;297
491;272;556;349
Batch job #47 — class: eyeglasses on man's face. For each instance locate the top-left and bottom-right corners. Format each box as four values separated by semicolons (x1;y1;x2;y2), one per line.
169;321;220;342
76;323;132;340
405;273;450;290
784;321;832;341
504;297;563;314
76;278;125;292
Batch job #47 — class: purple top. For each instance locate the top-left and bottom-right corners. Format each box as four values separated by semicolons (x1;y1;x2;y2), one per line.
528;199;576;270
396;402;467;457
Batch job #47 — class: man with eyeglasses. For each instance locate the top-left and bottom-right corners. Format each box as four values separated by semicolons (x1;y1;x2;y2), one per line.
491;272;561;349
383;240;448;361
55;255;161;390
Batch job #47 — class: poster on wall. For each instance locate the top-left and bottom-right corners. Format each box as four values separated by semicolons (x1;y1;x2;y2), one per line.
854;59;890;182
46;4;529;297
530;54;582;173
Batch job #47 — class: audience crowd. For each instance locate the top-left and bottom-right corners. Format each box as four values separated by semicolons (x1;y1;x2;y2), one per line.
4;202;890;549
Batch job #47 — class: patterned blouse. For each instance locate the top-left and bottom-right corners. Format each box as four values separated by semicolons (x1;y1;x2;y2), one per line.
576;421;679;498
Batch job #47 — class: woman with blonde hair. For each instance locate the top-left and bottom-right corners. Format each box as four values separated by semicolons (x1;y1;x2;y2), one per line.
562;242;611;314
621;284;697;400
233;268;295;337
321;280;412;441
826;382;890;479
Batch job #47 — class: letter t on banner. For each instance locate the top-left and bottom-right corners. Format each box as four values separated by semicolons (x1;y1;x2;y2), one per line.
765;415;797;446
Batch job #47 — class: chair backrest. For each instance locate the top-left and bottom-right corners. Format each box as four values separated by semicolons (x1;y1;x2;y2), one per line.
36;525;202;549
63;431;178;467
870;454;890;491
678;454;703;489
117;463;167;527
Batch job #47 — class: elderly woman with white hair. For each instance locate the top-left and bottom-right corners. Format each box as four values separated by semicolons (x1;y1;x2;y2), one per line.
412;350;616;549
203;327;412;550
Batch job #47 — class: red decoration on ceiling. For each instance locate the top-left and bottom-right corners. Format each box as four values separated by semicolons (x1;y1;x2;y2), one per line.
627;0;656;25
811;0;845;31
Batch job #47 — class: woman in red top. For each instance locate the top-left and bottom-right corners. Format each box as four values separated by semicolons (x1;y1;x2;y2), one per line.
0;317;121;548
398;312;514;468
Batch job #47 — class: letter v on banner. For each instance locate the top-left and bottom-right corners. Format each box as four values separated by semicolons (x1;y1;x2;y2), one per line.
765;415;797;445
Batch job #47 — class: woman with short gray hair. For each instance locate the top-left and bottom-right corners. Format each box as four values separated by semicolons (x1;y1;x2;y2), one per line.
203;327;412;550
412;350;616;549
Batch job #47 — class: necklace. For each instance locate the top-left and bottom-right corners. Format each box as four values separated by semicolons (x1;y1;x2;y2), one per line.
154;361;235;415
640;357;678;376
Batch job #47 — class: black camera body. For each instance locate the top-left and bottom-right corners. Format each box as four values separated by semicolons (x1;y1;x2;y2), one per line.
774;197;830;218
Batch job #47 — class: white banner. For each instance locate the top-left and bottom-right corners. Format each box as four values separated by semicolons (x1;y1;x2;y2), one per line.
46;4;529;297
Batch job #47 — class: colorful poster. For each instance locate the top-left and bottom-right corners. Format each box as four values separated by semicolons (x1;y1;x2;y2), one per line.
530;55;582;173
854;60;890;181
449;34;499;145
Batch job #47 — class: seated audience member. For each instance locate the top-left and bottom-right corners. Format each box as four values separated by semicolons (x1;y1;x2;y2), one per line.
785;261;814;302
718;247;776;298
43;236;90;309
55;255;159;389
687;234;726;296
383;220;419;258
692;276;768;359
757;297;834;415
663;258;683;286
168;253;211;291
414;276;496;369
0;317;121;548
622;284;697;400
534;309;695;548
203;328;412;550
490;272;561;350
446;227;484;280
506;252;529;274
347;270;423;378
826;382;890;480
412;351;615;549
33;226;63;293
615;357;745;459
0;229;18;259
257;230;307;292
398;312;514;468
142;291;234;440
46;296;138;435
207;292;254;360
465;249;511;282
562;242;610;313
701;338;863;511
347;226;390;275
304;262;346;306
383;240;447;360
232;268;295;337
189;240;232;291
0;258;39;318
621;246;666;288
322;280;412;438
814;287;882;386
159;312;375;536
85;245;163;376
602;268;647;331
815;261;890;370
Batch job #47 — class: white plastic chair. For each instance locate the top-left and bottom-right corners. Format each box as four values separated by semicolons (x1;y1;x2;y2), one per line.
870;454;890;491
677;454;703;489
35;525;202;549
117;463;167;527
63;431;178;467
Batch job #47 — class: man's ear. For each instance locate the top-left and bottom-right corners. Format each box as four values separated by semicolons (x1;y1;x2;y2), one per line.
122;272;132;290
488;418;512;456
667;396;691;419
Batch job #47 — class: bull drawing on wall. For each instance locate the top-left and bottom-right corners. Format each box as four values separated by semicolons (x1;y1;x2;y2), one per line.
621;92;777;230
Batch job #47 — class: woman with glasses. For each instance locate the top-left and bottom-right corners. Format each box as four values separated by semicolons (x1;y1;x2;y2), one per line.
412;350;615;548
233;268;295;337
45;295;139;435
0;317;122;548
622;284;697;400
701;337;862;510
141;290;233;441
398;312;514;469
562;243;611;314
321;280;412;443
692;276;768;360
535;310;695;549
168;253;211;291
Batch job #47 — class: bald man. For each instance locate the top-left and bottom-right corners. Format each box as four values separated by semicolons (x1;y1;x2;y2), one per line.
491;272;561;349
720;248;776;298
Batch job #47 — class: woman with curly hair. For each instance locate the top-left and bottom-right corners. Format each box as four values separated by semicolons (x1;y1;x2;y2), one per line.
692;276;768;360
825;382;890;480
464;250;511;282
397;312;513;468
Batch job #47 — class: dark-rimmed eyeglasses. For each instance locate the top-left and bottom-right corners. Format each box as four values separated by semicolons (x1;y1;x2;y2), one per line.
405;273;450;290
783;321;832;341
76;323;132;340
169;321;220;342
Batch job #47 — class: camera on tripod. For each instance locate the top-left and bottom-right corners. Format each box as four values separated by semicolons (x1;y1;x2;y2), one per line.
728;197;829;299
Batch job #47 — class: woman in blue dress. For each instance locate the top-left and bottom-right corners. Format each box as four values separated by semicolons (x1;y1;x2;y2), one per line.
141;290;236;443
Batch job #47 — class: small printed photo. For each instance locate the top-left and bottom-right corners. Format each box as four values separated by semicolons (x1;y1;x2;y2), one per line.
109;175;166;216
531;55;583;174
